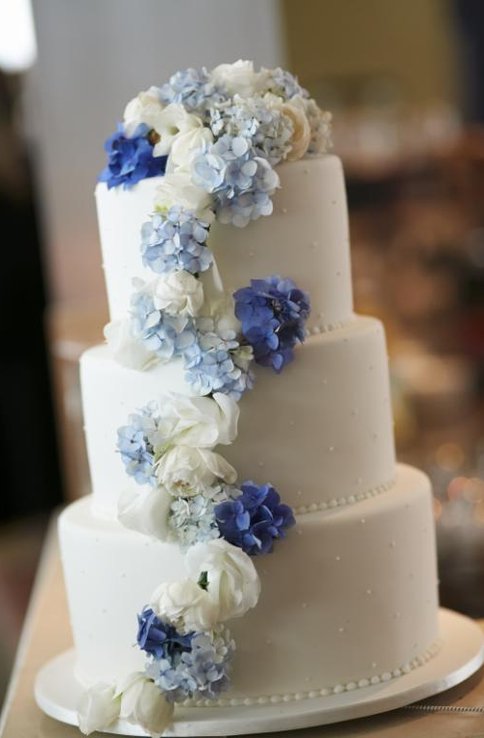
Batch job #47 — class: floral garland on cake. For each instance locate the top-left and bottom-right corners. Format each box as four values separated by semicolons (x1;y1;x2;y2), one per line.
79;61;331;737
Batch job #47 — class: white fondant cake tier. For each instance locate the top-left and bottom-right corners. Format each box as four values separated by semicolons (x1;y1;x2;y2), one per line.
95;155;353;330
81;314;395;519
59;464;439;699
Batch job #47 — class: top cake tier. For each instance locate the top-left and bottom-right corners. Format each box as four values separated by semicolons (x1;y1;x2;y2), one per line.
95;155;353;331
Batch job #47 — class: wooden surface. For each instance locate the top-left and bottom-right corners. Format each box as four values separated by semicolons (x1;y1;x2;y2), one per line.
2;514;484;738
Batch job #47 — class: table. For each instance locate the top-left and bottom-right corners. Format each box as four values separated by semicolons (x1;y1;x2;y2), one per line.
2;514;484;738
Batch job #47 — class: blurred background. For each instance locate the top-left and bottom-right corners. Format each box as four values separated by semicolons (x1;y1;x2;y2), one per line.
0;0;483;707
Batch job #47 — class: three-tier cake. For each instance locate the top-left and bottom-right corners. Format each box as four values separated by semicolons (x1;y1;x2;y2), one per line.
57;61;440;736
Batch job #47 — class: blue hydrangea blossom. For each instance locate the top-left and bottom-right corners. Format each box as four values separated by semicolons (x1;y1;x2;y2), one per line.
137;608;194;660
146;626;235;702
234;275;311;372
183;316;254;400
141;207;212;275
116;405;160;486
263;67;308;100
191;135;279;227
158;67;227;114
215;481;295;555
130;288;197;362
209;97;293;165
168;493;221;548
98;124;166;189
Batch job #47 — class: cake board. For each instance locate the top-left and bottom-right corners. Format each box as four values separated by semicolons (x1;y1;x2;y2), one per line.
35;607;484;736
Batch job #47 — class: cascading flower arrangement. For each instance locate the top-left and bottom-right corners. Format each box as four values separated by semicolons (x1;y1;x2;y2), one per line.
79;61;325;737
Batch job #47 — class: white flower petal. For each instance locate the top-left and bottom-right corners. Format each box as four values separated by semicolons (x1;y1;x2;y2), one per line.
104;319;156;370
78;683;120;735
118;487;172;541
120;674;174;738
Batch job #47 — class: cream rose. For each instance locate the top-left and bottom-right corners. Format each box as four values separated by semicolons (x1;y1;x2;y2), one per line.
167;126;214;173
154;172;214;222
123;86;165;140
210;59;267;97
104;319;156;370
152;271;204;317
281;95;311;161
152;103;203;157
77;683;120;735
186;539;261;622
117;487;172;541
118;673;174;737
150;578;219;631
156;392;239;448
155;445;236;496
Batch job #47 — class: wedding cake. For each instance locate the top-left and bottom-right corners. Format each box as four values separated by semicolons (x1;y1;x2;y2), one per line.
58;61;440;736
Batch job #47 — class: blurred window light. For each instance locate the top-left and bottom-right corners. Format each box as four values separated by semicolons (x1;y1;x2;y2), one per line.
0;0;36;73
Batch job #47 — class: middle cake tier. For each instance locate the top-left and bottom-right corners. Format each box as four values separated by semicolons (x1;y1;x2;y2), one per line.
81;314;395;518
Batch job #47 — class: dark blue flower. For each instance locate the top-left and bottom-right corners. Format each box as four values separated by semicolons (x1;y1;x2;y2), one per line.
98;124;167;189
137;607;193;660
233;275;311;372
214;481;295;556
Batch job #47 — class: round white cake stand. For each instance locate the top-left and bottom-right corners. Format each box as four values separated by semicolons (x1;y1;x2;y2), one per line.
35;608;484;737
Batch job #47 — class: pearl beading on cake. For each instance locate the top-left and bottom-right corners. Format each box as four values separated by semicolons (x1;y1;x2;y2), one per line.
183;639;442;707
305;319;350;336
293;477;395;515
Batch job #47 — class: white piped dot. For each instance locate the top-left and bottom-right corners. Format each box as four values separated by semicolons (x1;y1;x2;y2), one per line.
289;419;295;426
333;684;345;694
308;503;318;512
370;676;381;685
308;690;318;698
392;668;402;678
248;251;255;257
360;518;366;524
270;695;281;703
329;445;335;452
329;499;338;508
311;240;318;248
366;588;373;595
230;698;239;706
320;687;330;696
281;207;288;214
301;602;307;609
358;678;370;688
371;662;377;669
338;627;345;633
322;378;328;385
283;694;291;702
382;672;392;682
258;460;264;467
296;489;302;496
244;697;252;706
348;495;356;504
295;692;304;701
335;555;341;561
346;681;357;691
390;540;396;548
257;696;266;704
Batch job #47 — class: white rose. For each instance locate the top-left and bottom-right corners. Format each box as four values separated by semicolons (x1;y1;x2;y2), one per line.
156;392;239;448
152;271;204;317
154;172;214;222
210;59;267;97
150;578;219;631
281;95;311;161
123;86;165;140
118;673;173;738
155;446;236;496
186;539;261;622
78;683;120;735
117;487;172;541
104;319;156;370
152;103;203;157
167;126;214;173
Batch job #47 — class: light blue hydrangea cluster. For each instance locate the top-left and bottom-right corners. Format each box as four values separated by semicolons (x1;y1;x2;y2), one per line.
209;97;293;166
158;67;227;114
141;207;213;275
117;404;159;485
184;316;254;399
192;135;279;227
146;627;235;702
264;66;308;100
168;493;221;548
130;289;197;361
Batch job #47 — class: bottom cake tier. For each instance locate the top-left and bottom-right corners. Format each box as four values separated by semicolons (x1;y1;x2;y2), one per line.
59;463;440;702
